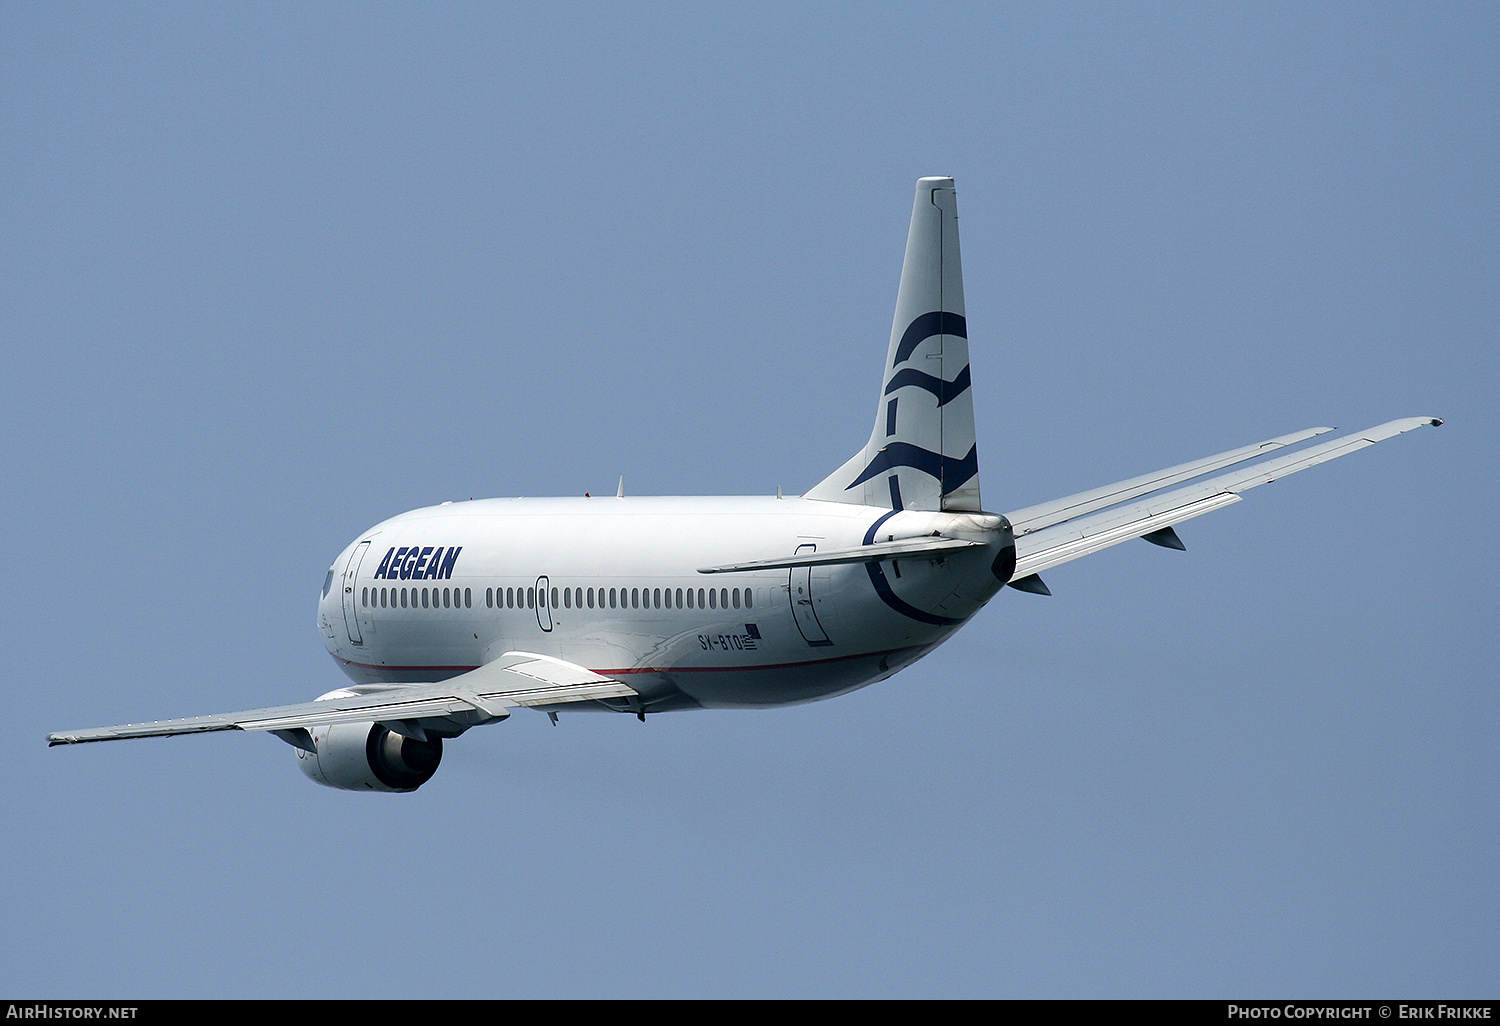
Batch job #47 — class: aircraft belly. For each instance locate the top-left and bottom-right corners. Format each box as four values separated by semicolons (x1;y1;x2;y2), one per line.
662;643;941;708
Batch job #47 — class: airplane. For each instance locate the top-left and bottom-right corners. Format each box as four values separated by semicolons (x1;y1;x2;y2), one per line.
47;177;1442;791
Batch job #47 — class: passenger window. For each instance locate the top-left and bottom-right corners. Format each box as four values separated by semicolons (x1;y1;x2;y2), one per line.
745;588;752;609
465;588;471;608
731;588;740;609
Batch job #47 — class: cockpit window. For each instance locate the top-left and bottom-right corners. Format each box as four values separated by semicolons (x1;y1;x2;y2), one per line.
322;568;335;598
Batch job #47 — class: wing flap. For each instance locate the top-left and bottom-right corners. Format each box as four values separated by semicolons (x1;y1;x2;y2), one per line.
1015;492;1242;578
47;652;637;746
1013;417;1441;579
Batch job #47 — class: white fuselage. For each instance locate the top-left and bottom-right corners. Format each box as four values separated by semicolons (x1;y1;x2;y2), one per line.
316;496;1010;714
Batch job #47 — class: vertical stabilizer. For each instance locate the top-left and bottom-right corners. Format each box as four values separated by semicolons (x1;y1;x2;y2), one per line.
805;177;980;511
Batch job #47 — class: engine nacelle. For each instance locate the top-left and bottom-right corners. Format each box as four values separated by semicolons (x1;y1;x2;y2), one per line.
295;720;443;792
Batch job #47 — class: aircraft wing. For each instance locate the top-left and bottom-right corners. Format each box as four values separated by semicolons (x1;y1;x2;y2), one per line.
1009;417;1442;581
47;652;636;748
1005;425;1335;536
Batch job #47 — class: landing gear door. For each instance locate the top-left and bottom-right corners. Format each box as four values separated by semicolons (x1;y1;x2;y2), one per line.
789;544;832;646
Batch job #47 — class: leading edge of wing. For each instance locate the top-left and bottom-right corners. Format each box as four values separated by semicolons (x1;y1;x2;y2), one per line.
1012;416;1442;579
46;652;637;746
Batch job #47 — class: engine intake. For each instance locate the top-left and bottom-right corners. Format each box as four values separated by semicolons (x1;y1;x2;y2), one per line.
296;721;443;792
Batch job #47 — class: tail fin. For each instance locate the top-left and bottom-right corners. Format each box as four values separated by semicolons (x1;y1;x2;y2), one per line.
805;177;981;511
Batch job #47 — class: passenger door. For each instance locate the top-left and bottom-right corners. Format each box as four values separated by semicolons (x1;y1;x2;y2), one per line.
341;541;371;645
788;544;832;646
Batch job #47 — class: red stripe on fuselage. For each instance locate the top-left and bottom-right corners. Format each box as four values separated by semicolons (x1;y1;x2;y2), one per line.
332;642;934;678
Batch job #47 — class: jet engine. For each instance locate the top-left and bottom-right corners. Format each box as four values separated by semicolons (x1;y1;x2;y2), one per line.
295;720;443;792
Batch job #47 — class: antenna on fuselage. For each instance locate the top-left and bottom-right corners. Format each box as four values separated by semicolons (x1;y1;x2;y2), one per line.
616;476;625;499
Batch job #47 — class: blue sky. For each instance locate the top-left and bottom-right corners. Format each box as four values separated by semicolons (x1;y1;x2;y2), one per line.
4;2;1495;998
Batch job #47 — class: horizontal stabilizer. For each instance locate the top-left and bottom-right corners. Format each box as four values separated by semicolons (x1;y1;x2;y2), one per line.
699;535;982;574
47;652;637;746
